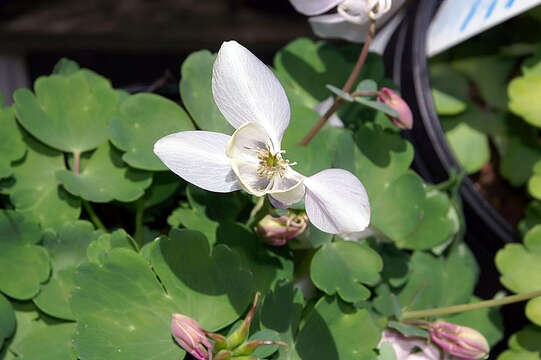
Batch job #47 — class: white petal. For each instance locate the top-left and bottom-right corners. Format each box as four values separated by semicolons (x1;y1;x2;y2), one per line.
212;41;290;150
153;131;241;193
309;13;368;43
304;169;370;234
288;0;343;16
313;97;344;128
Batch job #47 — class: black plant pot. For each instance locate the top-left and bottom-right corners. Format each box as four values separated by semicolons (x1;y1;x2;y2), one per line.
387;0;527;354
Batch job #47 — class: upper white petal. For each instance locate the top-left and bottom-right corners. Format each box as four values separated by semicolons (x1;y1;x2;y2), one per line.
309;13;368;43
153;131;241;193
304;169;370;234
288;0;343;16
212;40;290;150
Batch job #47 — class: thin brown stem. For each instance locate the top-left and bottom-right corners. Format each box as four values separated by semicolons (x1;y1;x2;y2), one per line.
299;20;376;146
73;151;81;174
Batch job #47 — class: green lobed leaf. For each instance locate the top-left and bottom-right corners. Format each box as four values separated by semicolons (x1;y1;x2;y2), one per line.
519;201;541;236
14;69;118;153
15;323;77;360
395;190;456;250
295;296;381;360
274;38;351;108
259;282;304;360
247;329;281;359
442;116;490;174
452;55;514;111
529;161;541;200
3;135;81;230
377;342;397;360
53;58;80;75
496;225;541;326
498;325;541;360
150;229;254;331
387;321;429;339
325;84;353;102
509;72;541;128
0;293;15;350
86;229;137;265
71;249;186;360
431;88;467;116
110;92;195;171
501;138;541;187
354;97;399;118
180;50;234;134
0;107;26;179
56;141;153;203
0;210;50;300
216;222;293;295
34;220;101;320
310;240;382;302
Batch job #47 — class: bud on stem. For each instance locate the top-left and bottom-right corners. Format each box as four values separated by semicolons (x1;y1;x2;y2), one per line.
429;321;489;359
226;292;261;349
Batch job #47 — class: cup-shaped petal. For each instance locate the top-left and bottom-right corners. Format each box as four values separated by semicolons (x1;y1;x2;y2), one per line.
288;0;343;16
304;168;370;234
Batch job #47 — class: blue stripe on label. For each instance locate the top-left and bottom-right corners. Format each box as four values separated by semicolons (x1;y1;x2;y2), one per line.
460;0;482;31
485;0;498;18
505;0;514;8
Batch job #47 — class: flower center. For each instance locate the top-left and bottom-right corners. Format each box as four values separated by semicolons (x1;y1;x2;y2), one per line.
256;145;295;180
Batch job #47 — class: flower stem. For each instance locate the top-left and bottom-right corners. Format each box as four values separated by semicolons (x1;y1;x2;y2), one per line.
82;200;106;231
402;289;541;319
73;151;81;174
134;198;145;247
299;20;376;146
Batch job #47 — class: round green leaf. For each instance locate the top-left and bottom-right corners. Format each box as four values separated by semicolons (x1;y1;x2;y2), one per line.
150;229;254;331
247;329;281;359
180;50;233;134
34;221;101;320
56;142;152;203
0;211;50;300
0;293;15;350
3;135;81;230
395;190;456;250
71;249;186;360
0;107;25;179
311;240;382;302
443;119;490;174
86;229;136;265
14;69;118;153
141;172;181;209
371;172;426;241
502;138;541;187
15;323;77;360
509;73;541;128
295;296;381;360
431;88;466;116
496;225;541;326
498;325;541;360
110;93;194;171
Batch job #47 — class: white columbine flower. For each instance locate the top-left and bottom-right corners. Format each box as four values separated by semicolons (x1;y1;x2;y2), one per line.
154;41;370;235
288;0;405;43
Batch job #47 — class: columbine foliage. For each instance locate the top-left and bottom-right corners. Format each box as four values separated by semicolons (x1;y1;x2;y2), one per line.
0;38;506;360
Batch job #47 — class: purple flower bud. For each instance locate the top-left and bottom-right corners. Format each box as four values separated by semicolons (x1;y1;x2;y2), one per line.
429;321;489;359
171;313;213;360
377;88;413;130
256;213;308;246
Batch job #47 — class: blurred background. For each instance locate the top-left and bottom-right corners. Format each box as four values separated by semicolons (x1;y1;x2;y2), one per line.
0;0;314;99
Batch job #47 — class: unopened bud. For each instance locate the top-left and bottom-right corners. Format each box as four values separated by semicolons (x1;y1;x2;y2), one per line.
256;213;308;246
377;88;413;130
429;321;489;359
171;313;212;360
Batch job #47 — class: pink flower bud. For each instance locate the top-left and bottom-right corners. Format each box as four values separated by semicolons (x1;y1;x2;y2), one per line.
256;213;308;246
377;88;413;130
171;313;212;360
429;321;489;359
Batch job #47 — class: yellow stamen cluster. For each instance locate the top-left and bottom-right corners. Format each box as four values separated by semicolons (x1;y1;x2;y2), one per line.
256;146;293;180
